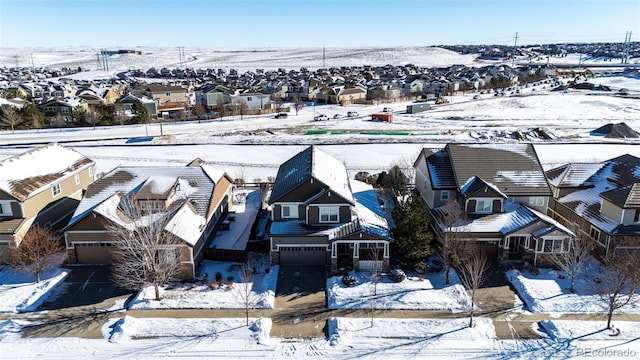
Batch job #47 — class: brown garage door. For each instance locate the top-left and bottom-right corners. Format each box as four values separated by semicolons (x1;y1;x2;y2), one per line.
75;242;114;264
279;246;327;265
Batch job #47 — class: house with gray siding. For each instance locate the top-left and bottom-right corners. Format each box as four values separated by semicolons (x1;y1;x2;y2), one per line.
268;146;393;272
414;143;573;266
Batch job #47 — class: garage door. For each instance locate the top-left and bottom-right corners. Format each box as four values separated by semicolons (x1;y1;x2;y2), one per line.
279;246;327;265
75;243;114;264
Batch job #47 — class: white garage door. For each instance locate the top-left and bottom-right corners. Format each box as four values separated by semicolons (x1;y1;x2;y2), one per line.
75;243;114;264
279;246;327;265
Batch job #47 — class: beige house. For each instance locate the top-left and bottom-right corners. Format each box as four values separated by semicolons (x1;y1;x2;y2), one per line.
62;162;234;279
0;144;96;262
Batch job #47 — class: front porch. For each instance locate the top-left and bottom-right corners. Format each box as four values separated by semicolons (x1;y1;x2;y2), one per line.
330;240;390;272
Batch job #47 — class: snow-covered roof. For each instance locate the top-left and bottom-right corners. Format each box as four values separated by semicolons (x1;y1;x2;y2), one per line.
164;202;206;246
269;145;354;205
0;143;94;200
433;202;572;237
446;143;551;196
67;164;226;229
545;162;603;188
351;179;391;239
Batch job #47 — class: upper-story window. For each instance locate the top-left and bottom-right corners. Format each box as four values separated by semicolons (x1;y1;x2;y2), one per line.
441;191;449;201
52;183;61;197
281;204;298;219
75;174;80;185
529;197;545;207
475;199;491;213
319;207;339;223
247;97;253;102
165;92;171;97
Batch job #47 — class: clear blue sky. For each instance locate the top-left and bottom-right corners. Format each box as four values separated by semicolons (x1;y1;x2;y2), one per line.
1;0;638;48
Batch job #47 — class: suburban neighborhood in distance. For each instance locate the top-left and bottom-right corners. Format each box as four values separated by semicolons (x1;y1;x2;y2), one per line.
1;18;640;358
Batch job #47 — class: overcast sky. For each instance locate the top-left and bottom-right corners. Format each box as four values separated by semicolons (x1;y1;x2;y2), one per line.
0;0;638;48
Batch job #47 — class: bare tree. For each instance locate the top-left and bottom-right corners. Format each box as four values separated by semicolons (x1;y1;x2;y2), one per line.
235;260;258;326
292;94;304;115
595;251;640;330
440;199;466;285
192;101;207;119
550;237;592;293
368;245;383;327
10;226;64;283
271;93;283;112
236;99;249;120
108;197;184;301
1;104;23;132
457;243;489;328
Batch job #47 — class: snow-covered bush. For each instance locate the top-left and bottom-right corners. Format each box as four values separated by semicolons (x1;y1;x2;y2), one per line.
342;274;356;287
389;268;406;283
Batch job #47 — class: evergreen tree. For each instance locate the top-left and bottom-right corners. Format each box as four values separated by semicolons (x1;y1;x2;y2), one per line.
391;192;433;266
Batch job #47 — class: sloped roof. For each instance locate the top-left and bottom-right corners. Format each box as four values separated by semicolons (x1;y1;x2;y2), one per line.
0;143;94;201
546;162;604;188
67;165;226;229
446;143;551;196
420;148;456;189
600;183;640;208
556;155;640;234
269;146;354;205
460;176;507;199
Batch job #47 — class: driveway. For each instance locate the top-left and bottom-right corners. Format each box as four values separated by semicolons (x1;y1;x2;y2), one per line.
271;265;328;338
38;265;132;311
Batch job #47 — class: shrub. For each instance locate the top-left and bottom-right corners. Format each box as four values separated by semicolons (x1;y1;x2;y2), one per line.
227;275;235;283
389;268;406;283
342;274;356;287
215;272;222;282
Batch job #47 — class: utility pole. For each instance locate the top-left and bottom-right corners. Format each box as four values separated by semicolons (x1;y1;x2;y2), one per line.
511;32;519;68
323;45;326;69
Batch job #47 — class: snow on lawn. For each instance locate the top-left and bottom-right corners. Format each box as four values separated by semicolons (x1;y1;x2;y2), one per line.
0;262;69;313
539;319;640;341
327;269;471;312
128;254;278;310
108;316;272;345
505;259;640;314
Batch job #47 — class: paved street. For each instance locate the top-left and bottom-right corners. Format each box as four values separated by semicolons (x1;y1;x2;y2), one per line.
5;265;640;342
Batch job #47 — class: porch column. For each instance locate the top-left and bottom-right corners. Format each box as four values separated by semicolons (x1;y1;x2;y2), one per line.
352;243;359;270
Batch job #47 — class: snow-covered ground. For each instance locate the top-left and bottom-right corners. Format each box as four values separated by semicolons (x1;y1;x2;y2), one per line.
128;255;278;310
327;269;470;312
506;257;640;315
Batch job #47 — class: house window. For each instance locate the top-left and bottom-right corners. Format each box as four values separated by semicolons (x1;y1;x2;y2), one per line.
61;107;69;113
634;209;640;222
319;207;339;223
475;199;491;213
281;204;298;219
89;166;94;178
165;92;171;97
52;184;61;197
247;96;252;102
441;191;449;201
0;203;4;215
529;197;544;206
589;226;601;242
75;174;80;185
543;238;565;253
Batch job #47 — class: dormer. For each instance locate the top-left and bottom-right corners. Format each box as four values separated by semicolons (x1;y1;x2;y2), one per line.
600;183;640;225
460;176;507;215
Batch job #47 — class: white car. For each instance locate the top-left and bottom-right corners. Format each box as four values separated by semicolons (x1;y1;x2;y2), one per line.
382;107;393;113
314;114;329;121
346;111;359;117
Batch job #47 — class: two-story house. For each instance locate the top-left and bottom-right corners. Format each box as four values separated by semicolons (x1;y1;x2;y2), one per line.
546;154;640;258
62;162;234;279
268;146;393;272
414;143;573;266
0;144;95;262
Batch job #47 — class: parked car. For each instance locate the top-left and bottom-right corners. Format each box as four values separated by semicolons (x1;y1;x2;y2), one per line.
382;107;393;113
314;114;329;121
333;114;342;119
473;95;480;100
346;111;359;117
273;113;288;119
